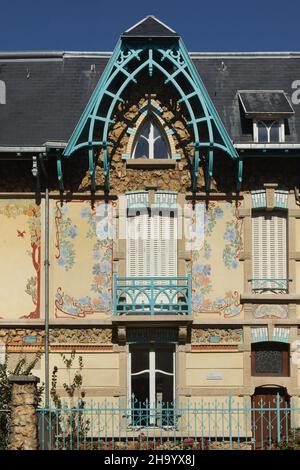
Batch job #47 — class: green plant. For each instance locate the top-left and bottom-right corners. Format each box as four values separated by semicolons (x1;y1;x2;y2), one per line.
50;350;89;449
0;351;44;450
276;429;300;450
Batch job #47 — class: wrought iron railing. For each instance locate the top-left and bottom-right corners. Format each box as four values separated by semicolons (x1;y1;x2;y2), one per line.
37;395;299;450
113;275;191;315
249;278;290;294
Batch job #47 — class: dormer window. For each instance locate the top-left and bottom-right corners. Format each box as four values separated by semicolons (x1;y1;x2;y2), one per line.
254;119;284;143
133;118;170;159
238;90;294;144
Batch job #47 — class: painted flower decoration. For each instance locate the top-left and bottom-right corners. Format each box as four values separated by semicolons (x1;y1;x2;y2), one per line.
214;206;224;219
68;225;78;239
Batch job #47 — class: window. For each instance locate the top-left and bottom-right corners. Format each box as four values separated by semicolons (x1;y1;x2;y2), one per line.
0;80;5;105
126;209;177;279
128;344;175;426
254;120;284;143
252;211;287;293
251;342;290;376
133;118;170;159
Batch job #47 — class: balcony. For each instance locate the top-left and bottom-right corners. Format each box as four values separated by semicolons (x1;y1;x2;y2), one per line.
249;278;290;294
113;275;191;316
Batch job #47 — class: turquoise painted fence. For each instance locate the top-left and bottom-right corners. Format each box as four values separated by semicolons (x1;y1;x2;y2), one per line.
37;395;299;450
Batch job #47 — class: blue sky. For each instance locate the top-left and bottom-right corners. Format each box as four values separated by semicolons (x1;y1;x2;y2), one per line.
0;0;299;52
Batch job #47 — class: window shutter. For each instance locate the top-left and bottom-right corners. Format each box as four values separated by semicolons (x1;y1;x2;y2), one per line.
252;212;287;291
127;211;177;278
126;213;151;278
274;214;287;281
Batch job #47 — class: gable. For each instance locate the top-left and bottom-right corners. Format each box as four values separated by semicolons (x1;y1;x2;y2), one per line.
63;22;238;193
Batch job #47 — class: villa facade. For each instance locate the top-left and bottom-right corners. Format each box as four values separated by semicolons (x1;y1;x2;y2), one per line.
1;16;300;445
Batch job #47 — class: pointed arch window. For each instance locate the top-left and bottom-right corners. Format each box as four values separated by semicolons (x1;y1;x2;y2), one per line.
133;118;170;159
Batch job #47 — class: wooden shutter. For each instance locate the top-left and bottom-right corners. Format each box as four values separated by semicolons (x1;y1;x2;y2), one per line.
252;211;287;290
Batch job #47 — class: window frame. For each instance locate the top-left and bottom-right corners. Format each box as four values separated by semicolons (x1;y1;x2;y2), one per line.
132;116;171;160
127;344;176;426
251;209;288;293
253;119;285;143
251;341;290;377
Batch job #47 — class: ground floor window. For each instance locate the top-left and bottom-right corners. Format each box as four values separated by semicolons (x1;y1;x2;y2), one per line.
251;341;290;376
128;344;175;426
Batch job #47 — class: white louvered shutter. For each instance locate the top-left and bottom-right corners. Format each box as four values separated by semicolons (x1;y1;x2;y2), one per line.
127;213;151;277
127;210;177;306
252;212;287;291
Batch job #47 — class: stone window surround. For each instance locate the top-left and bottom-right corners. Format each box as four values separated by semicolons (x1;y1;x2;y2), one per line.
121;98;180;166
239;187;300;307
113;191;190;278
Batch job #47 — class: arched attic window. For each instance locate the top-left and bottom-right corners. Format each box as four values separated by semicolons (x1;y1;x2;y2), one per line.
132;117;170;159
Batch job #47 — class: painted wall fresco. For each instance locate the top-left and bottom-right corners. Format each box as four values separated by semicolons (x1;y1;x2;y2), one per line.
0;200;41;319
252;304;288;319
51;201;115;319
191;201;244;318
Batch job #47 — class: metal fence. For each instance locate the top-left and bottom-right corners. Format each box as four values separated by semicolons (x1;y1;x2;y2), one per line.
37;396;300;450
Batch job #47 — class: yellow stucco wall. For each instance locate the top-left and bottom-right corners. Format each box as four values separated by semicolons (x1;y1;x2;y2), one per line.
186;351;244;387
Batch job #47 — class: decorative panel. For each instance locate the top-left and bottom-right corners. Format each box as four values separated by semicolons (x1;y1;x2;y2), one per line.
191;328;243;344
252;304;288;319
0;200;41;320
191;201;243;318
51;200;115;319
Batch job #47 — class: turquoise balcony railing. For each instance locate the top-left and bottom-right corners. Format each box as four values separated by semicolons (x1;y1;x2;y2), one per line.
113;274;191;315
250;278;290;293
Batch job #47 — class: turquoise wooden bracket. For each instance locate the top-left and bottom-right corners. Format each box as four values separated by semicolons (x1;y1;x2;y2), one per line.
63;33;240;193
205;149;214;192
237;159;243;192
56;154;64;193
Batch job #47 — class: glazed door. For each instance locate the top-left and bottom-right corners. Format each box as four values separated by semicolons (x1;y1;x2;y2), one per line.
251;387;290;449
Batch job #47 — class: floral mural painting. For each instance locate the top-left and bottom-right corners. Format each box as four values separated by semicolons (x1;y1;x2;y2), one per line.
223;203;243;270
55;203;77;271
54;201;115;318
191;202;243;318
0;201;41;319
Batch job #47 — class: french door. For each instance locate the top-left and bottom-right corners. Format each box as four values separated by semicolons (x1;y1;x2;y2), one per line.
128;345;175;426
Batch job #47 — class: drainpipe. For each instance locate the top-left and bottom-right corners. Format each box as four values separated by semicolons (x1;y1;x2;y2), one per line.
44;188;50;407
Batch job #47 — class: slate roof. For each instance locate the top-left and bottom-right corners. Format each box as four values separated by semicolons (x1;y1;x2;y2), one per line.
1;49;300;148
122;15;178;37
238;90;295;117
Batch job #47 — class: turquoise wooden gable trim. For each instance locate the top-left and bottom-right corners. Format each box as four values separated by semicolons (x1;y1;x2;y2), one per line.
63;35;240;193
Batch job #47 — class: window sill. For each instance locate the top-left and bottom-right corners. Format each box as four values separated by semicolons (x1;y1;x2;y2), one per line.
125;159;177;169
241;293;300;303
